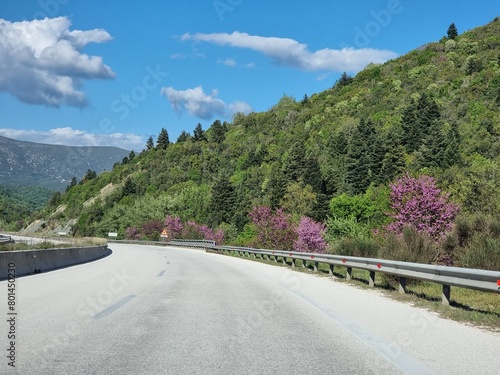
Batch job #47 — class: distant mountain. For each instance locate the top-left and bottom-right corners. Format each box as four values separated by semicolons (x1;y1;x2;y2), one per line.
0;135;130;190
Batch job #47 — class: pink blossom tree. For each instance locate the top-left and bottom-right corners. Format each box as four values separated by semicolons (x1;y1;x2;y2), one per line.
386;174;459;242
164;215;183;239
294;216;327;253
125;227;140;240
249;206;296;250
141;220;164;241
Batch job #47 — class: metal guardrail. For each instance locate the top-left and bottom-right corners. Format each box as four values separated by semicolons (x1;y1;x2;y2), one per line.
170;242;500;305
108;239;216;247
0;235;14;244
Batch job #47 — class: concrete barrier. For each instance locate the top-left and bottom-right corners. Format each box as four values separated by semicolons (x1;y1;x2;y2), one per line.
0;245;110;280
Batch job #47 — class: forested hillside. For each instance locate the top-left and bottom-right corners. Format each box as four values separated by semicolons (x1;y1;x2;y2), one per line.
35;19;500;269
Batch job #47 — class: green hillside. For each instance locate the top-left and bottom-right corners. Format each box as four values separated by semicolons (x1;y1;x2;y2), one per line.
0;185;53;230
35;19;500;269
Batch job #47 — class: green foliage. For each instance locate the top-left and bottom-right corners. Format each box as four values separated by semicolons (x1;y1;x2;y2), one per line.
330;237;379;258
447;23;458;40
380;227;439;263
156;128;170;150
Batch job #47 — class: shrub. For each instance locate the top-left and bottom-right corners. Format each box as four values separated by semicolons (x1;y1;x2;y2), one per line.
331;237;379;258
164;215;183;239
125;227;140;240
294;216;327;253
380;226;439;264
458;235;500;271
141;220;163;241
249;206;296;250
386;174;459;242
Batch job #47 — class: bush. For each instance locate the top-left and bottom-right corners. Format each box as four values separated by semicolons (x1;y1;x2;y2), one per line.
458;235;500;271
331;237;379;258
380;226;439;264
293;216;327;253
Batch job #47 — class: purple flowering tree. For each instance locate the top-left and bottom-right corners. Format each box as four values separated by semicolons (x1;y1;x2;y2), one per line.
249;206;296;250
125;226;140;240
141;219;164;241
294;216;327;253
386;174;459;242
164;215;183;239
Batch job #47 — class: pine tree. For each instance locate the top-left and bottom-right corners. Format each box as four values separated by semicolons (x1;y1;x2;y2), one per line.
208;176;236;226
380;144;406;183
146;136;154;150
210;119;227;144
442;123;461;167
335;72;354;88
447;23;458;39
346;119;378;194
283;141;306;182
401;94;441;154
156;128;170;150
176;130;190;143
268;165;287;210
122;177;136;197
193;123;206;142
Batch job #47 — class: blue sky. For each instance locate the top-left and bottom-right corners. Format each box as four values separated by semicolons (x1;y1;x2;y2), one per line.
0;0;498;151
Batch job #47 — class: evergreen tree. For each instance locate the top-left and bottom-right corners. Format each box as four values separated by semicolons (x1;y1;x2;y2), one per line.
335;72;354;88
208;176;236;226
146;136;154;150
447;23;458;39
401;98;419;153
442;123;461;167
177;130;190;143
346;119;378;194
83;169;97;182
193;123;206;142
381;144;406;183
66;177;77;192
268;165;287;210
326;130;350;194
210;119;227;144
156;127;170;150
401;94;441;154
129;150;135;161
303;155;323;194
283;141;306;182
122;177;136;197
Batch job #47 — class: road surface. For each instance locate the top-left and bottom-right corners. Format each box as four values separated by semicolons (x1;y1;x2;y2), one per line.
0;243;498;374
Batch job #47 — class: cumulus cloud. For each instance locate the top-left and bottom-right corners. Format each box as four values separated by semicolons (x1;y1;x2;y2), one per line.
0;127;144;151
160;86;252;120
0;17;115;107
181;31;398;72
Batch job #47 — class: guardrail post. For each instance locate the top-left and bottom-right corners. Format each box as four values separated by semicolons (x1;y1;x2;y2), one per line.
369;271;376;287
329;264;334;276
301;260;307;268
313;261;319;272
274;256;278;263
399;277;407;294
346;267;352;280
442;284;451;306
282;257;287;265
291;258;296;267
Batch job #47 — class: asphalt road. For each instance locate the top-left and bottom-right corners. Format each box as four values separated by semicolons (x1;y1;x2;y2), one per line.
0;243;498;374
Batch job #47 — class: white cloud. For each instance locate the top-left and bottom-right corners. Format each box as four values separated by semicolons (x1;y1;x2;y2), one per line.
160;86;252;120
0;127;144;151
217;58;237;67
181;31;398;73
0;17;115;107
